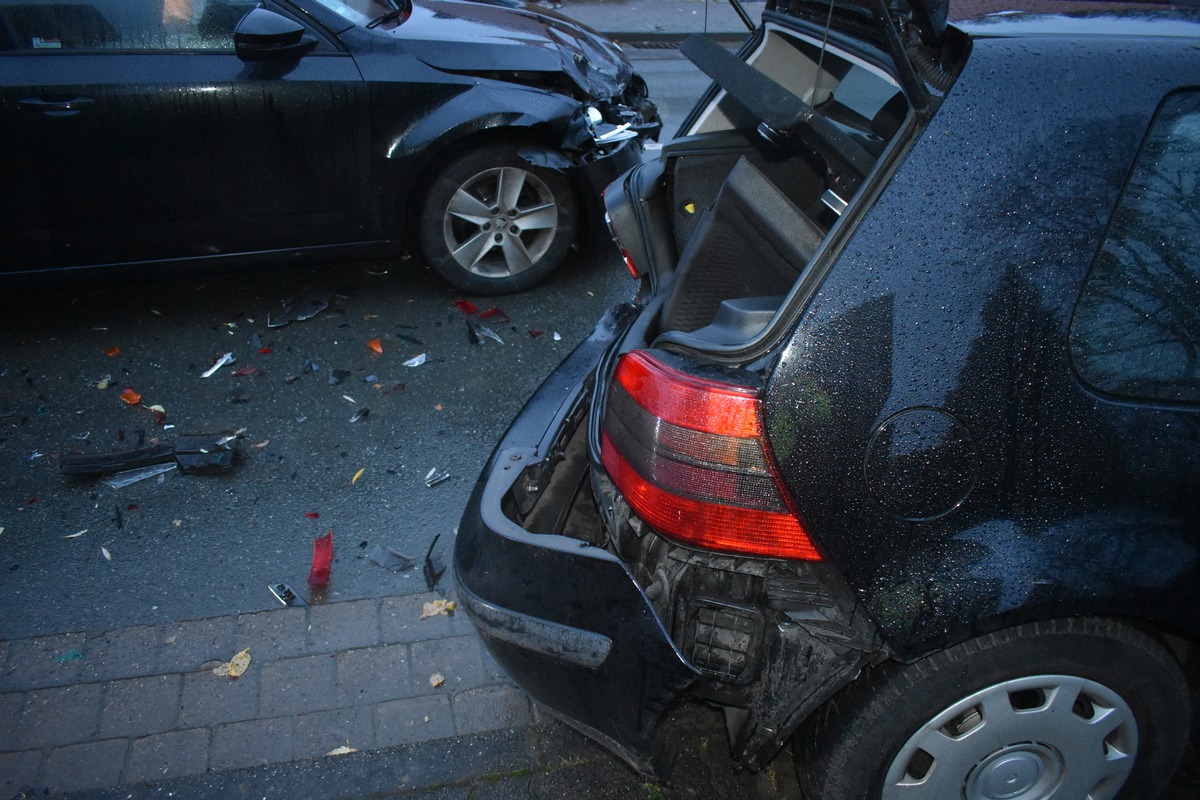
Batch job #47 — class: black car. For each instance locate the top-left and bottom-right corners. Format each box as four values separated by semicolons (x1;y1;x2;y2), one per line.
0;0;659;293
455;1;1200;797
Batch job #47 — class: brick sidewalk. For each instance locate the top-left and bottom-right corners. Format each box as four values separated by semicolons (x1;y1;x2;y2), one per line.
0;593;531;796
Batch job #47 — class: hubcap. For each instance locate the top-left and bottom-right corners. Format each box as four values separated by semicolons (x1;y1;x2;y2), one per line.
441;166;558;278
882;675;1138;800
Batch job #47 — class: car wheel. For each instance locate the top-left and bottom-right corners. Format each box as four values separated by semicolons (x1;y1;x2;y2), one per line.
419;144;577;295
795;618;1189;800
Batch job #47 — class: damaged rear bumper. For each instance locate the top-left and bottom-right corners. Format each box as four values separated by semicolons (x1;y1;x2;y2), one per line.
454;303;698;776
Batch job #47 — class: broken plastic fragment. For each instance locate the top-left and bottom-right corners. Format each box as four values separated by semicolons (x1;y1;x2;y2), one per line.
231;365;265;378
424;467;450;488
213;648;252;678
420;599;457;619
100;462;178;489
479;307;510;324
553;332;562;341
308;531;333;587
202;352;235;378
64;530;87;539
350;408;369;423
268;583;307;607
369;543;416;572
528;330;544;339
304;512;320;520
55;649;85;664
105;346;120;357
100;545;112;561
267;292;330;328
352;467;366;485
367;338;383;354
120;387;142;405
403;353;427;368
454;299;479;315
429;673;445;688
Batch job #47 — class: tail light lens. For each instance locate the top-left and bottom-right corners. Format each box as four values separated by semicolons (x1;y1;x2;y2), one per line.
600;350;821;561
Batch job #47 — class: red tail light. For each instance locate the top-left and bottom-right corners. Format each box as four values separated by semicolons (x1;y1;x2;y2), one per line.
600;350;821;561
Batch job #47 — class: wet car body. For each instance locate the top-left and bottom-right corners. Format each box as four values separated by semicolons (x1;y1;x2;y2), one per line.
458;1;1200;797
0;0;659;292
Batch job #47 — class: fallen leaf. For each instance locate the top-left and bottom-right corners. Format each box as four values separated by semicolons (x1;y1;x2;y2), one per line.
367;337;383;354
212;648;252;678
429;672;445;688
352;467;365;485
420;599;457;619
326;744;358;756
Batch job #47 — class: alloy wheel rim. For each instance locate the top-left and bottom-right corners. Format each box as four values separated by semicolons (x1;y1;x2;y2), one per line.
881;674;1138;800
442;166;558;278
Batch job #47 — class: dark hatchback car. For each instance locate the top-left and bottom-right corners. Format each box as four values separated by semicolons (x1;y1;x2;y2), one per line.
456;0;1200;797
0;0;659;293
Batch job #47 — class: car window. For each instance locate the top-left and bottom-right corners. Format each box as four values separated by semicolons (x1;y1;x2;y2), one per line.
1071;90;1200;404
308;0;391;27
0;0;257;52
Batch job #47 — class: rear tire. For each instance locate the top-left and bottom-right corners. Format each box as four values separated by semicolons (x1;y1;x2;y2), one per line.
795;618;1189;800
418;144;577;295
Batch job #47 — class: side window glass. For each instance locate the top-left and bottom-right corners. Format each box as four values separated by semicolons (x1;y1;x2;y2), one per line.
0;1;257;52
1071;90;1200;404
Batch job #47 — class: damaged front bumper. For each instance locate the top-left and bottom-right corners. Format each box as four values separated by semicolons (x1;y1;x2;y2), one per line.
454;302;698;776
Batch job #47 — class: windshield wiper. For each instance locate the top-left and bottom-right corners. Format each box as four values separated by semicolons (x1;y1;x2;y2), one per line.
368;0;407;28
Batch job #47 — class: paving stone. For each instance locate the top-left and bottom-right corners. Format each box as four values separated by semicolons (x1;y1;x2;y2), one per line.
211;717;294;771
409;635;498;696
335;644;413;706
259;653;338;717
124;728;210;784
43;739;127;794
78;625;161;682
380;594;475;644
178;667;261;728
293;705;376;760
99;674;181;737
0;691;26;752
307;599;379;652
235;606;308;662
0;632;88;691
375;694;456;747
0;750;41;797
20;683;103;748
158;616;236;673
452;685;532;736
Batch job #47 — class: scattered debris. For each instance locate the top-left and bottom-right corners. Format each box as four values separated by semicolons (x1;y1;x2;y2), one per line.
62;433;241;478
64;530;87;539
267;292;330;328
429;673;445;688
367;338;383;354
423;533;447;590
326;743;358;756
425;468;449;488
304;512;320;520
369;544;415;572
105;346;120;357
308;531;333;587
528;330;544;339
466;319;504;346
268;582;307;607
454;300;479;315
213;648;252;678
350;408;369;423
201;352;235;378
94;374;114;390
100;545;112;561
55;649;85;664
553;332;562;341
420;599;457;619
352;467;366;485
231;365;265;378
120;387;142;405
100;462;178;489
403;353;427;368
479;307;510;324
329;369;350;386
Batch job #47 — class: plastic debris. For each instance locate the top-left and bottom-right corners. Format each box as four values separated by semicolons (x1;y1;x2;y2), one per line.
367;338;383;354
202;352;235;378
553;332;562;341
267;292;330;328
304;512;320;520
326;743;358;756
268;583;306;607
55;649;85;664
479;307;510;324
364;374;379;383
213;648;252;678
454;299;479;315
369;544;415;572
100;462;178;489
429;673;445;688
100;545;112;561
403;354;427;368
420;599;457;619
528;330;544;339
105;346;120;357
352;467;366;485
231;365;265;378
424;467;450;487
424;533;447;590
64;530;87;539
95;375;113;390
308;530;333;587
466;319;504;346
329;369;350;385
350;408;369;423
120;387;142;405
63;433;240;478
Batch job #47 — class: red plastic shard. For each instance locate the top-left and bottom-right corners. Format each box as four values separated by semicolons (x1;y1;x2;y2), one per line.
454;300;479;315
120;387;142;405
304;512;320;520
231;366;264;378
479;308;510;324
106;346;120;357
308;530;333;587
259;347;273;355
528;330;544;339
367;337;383;354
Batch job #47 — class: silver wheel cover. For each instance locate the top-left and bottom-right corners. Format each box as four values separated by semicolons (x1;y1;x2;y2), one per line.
441;165;559;279
882;674;1138;800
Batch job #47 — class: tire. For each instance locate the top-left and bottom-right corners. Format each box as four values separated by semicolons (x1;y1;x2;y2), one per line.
795;618;1189;800
418;144;577;295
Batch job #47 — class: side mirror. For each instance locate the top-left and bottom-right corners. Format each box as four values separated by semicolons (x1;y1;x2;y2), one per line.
235;7;317;61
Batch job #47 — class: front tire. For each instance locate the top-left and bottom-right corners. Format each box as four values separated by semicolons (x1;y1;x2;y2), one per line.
796;619;1189;800
418;144;577;295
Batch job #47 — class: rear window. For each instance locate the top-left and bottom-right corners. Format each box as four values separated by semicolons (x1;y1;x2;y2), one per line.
1071;90;1200;404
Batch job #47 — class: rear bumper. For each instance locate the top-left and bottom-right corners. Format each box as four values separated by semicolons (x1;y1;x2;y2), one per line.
454;303;698;776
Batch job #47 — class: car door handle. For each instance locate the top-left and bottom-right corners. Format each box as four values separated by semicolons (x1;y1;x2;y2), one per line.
18;96;97;117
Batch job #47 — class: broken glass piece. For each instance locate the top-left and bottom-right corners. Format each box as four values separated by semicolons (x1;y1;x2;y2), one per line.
454;300;479;315
100;545;112;561
369;543;416;571
404;354;427;368
267;292;330;328
268;582;307;607
479;308;510;324
201;352;235;378
308;531;333;587
100;462;178;488
350;408;369;423
467;319;504;345
424;467;450;487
